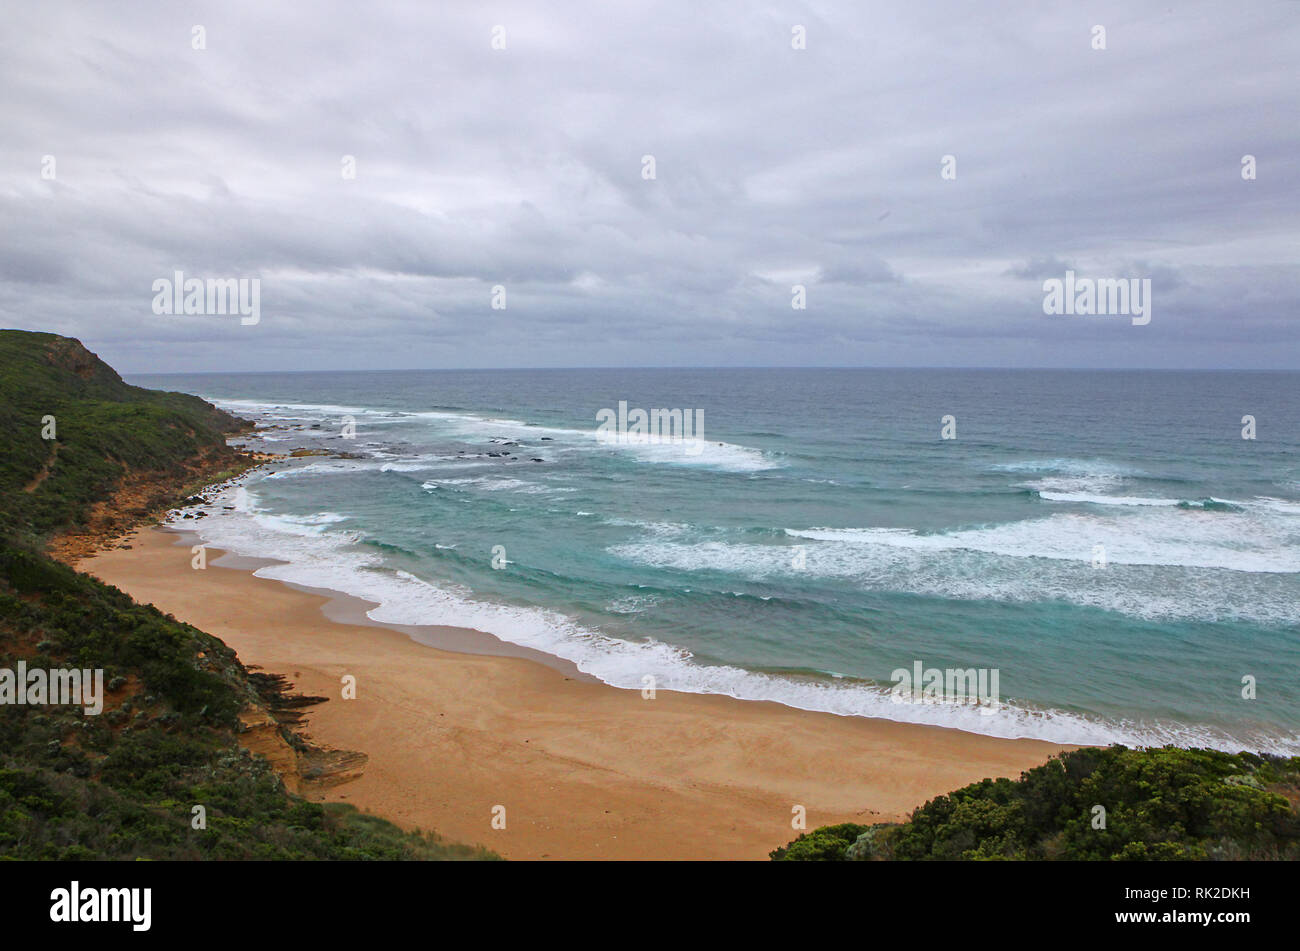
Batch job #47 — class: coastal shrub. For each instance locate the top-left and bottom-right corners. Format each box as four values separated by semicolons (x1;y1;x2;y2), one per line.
771;746;1300;861
770;822;871;861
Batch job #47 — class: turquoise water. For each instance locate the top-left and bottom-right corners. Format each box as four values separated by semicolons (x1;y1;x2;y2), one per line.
132;368;1300;752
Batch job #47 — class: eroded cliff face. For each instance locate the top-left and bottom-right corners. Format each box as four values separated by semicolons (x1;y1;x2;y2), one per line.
43;335;121;383
44;445;251;563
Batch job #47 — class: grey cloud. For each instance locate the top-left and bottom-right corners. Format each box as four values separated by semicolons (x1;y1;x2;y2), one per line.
0;0;1295;372
1006;257;1075;280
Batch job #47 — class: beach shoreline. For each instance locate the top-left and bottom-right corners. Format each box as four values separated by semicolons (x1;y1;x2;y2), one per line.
80;524;1073;860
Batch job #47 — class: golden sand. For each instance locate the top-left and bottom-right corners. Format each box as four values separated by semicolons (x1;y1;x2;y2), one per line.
81;527;1069;860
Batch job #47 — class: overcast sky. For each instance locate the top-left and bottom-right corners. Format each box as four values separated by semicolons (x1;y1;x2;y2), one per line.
1;1;1297;372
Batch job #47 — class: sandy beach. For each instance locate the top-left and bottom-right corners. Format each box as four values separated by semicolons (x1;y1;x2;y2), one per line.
80;526;1071;860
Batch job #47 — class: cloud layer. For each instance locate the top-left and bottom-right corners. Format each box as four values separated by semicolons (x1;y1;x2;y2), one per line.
1;1;1296;371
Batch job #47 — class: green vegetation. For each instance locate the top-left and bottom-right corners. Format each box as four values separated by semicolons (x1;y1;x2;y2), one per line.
772;746;1300;861
0;330;251;543
0;330;498;860
768;822;873;862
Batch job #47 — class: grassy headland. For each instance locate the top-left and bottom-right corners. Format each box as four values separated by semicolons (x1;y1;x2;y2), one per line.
0;330;496;860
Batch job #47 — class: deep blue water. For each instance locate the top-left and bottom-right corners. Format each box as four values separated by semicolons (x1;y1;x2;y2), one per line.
130;368;1300;751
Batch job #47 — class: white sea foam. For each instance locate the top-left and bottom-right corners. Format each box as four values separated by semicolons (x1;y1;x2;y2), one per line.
993;458;1142;477
212;396;777;473
598;431;774;472
253;455;500;481
996;457;1142;498
609;504;1299;624
785;508;1299;574
1037;491;1186;507
420;476;574;495
169;484;1300;754
207;397;378;417
262;462;364;480
604;594;661;614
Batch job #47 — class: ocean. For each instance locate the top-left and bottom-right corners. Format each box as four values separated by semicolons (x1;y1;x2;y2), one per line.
129;368;1300;753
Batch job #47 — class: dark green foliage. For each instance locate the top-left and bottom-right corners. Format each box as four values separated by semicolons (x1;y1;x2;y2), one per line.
0;330;246;541
769;823;871;861
770;746;1300;861
0;549;242;724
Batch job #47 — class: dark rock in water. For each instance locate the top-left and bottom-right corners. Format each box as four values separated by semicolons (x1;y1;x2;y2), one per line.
194;512;207;518
183;513;194;519
310;424;321;429
540;437;552;441
530;458;544;462
184;495;207;505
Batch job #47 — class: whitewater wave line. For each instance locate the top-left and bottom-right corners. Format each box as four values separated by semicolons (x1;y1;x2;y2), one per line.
167;485;1300;755
207;396;777;473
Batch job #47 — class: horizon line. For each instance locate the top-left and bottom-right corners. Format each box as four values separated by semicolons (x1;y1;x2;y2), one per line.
122;364;1300;376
